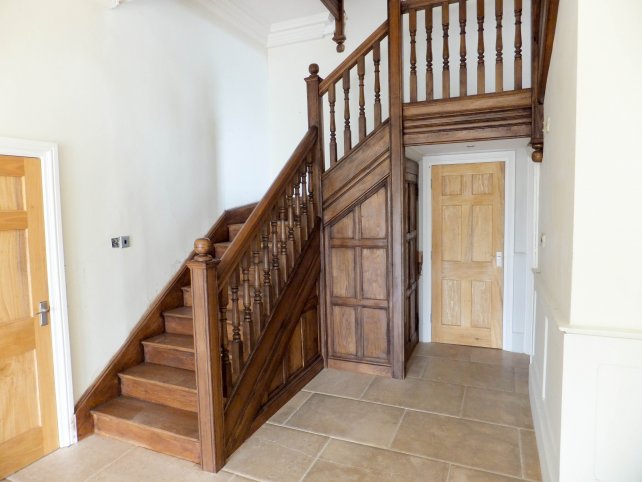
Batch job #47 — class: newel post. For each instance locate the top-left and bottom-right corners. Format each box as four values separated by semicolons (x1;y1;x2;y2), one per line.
187;238;225;472
306;63;325;188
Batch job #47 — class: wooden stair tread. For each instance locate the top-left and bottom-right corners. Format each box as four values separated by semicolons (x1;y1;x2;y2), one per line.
163;306;192;319
120;363;196;391
143;333;194;352
92;396;199;440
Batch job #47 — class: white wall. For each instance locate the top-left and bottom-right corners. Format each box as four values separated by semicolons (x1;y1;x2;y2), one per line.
530;1;642;480
267;0;388;172
0;0;270;400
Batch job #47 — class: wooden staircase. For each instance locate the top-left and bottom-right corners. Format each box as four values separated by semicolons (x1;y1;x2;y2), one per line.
91;222;245;463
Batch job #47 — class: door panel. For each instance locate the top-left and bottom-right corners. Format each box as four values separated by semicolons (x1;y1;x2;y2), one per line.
0;155;58;478
431;162;504;348
403;159;420;359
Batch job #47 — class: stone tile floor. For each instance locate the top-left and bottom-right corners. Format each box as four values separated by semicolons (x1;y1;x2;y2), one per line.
7;343;541;482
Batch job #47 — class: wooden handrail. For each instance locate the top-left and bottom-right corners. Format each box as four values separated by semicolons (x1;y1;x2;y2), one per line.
319;22;389;95
402;0;460;13
216;127;318;286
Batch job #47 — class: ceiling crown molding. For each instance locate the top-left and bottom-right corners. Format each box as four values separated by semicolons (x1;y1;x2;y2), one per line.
195;0;270;47
268;13;334;48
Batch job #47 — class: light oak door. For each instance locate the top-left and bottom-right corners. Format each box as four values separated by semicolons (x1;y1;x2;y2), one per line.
431;162;504;348
0;155;58;478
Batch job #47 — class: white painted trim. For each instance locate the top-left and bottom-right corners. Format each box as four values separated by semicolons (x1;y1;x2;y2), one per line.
268;13;334;48
530;362;560;482
421;150;516;352
194;0;269;47
0;137;76;447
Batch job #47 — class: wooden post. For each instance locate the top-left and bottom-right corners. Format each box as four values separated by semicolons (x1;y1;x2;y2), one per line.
388;0;406;379
187;238;225;472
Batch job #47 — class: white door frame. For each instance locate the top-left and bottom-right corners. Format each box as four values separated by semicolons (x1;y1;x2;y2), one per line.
0;137;76;447
422;150;516;351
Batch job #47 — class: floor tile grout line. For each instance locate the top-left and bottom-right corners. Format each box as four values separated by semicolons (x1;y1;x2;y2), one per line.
281;390;313;426
459;385;467;418
261;420;526;481
82;442;137;482
358;376;376;399
446;463;452;482
387;409;407;448
298;437;332;482
297;389;532;431
518;428;525;480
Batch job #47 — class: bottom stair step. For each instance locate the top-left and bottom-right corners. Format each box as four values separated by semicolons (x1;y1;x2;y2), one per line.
91;397;200;463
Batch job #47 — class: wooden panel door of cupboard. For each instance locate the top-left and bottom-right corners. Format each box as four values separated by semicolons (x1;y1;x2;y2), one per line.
0;155;58;478
431;162;504;348
404;159;420;358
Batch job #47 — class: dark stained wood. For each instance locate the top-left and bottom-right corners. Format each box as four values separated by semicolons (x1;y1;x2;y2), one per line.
320;0;346;52
343;70;352;156
403;89;533;145
188;239;225;472
74;203;255;440
328;82;338;165
357;56;367;141
459;0;467;96
442;1;451;98
409;9;418;102
514;0;523;89
373;41;383;126
425;7;434;100
477;0;485;93
495;0;504;92
223;223;321;455
388;0;406;379
402;0;461;12
403;159;420;359
319;22;389;95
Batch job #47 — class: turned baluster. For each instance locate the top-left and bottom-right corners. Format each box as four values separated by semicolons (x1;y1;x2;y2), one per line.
279;198;289;279
342;70;352;155
241;253;254;354
229;270;242;376
459;0;467;96
495;0;504;92
514;0;522;89
286;189;296;264
328;82;338;165
409;9;418;102
442;1;451;98
293;177;303;252
357;56;367;141
299;166;309;241
261;225;272;316
252;237;264;335
307;154;315;224
270;214;281;298
218;282;232;394
426;7;434;100
373;41;382;126
477;0;485;94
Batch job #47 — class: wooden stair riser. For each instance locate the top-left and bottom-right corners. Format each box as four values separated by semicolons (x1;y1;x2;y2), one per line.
164;314;193;336
119;375;197;413
143;343;195;371
181;286;192;307
227;223;244;241
91;399;200;464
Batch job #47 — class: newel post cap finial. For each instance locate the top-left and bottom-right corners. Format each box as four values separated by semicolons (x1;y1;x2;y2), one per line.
193;238;216;262
308;63;320;77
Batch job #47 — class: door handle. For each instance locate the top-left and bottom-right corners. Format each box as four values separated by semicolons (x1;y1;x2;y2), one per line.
36;301;50;327
495;251;504;268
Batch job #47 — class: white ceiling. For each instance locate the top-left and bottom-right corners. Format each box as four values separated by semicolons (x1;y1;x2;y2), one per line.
234;0;327;26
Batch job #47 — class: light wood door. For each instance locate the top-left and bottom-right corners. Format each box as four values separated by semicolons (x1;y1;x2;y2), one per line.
0;155;58;478
431;162;504;348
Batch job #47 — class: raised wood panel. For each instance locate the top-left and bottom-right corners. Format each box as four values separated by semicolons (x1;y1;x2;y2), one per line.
331;248;355;297
331;212;354;238
441;206;462;262
0;231;30;324
441;280;461;326
403;159;420;361
0;350;40;444
0;177;24;210
362;308;388;360
471;280;492;328
360;188;387;239
332;306;357;356
472;205;493;262
361;249;387;300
